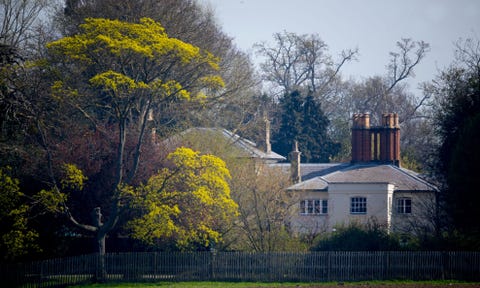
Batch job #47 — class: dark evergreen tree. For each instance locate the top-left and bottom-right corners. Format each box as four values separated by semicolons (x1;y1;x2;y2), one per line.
432;39;480;244
272;90;303;158
299;94;340;162
272;90;339;163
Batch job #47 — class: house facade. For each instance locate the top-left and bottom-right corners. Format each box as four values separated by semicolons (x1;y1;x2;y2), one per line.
284;113;437;235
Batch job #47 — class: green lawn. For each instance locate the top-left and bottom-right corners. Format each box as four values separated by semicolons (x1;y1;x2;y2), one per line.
68;282;312;288
67;280;479;288
68;282;316;288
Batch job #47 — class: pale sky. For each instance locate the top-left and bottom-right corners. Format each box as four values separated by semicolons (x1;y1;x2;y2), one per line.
202;0;480;94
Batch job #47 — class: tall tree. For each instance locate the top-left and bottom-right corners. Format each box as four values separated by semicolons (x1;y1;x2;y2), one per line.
430;38;480;242
56;0;260;136
42;17;224;258
0;168;40;261
273;90;339;163
227;162;300;252
1;0;56;159
1;1;61;259
254;31;357;102
344;39;430;125
329;38;431;164
273;90;303;158
299;93;340;162
158;128;301;252
125;147;238;250
0;0;52;51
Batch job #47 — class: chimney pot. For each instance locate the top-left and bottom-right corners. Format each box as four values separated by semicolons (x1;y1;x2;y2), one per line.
363;113;370;128
265;116;272;154
290;140;301;183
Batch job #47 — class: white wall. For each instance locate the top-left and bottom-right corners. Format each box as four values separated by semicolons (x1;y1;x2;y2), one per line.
328;183;394;230
289;191;329;235
290;183;396;234
391;192;436;235
290;184;436;236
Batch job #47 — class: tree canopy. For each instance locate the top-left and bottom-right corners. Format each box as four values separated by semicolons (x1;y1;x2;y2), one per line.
56;0;260;137
0;168;39;260
125;147;238;250
36;16;227;256
430;38;480;242
273;90;340;163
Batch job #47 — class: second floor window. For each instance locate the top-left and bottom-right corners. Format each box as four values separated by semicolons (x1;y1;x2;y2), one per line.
350;197;367;214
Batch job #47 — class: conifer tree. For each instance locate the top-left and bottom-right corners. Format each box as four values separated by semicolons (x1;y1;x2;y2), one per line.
273;90;339;163
299;94;340;162
273;90;303;158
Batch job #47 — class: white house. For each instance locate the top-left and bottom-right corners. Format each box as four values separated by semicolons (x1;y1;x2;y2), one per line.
283;113;438;235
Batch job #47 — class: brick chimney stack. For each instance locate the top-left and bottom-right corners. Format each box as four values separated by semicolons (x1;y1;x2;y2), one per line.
379;113;400;166
351;113;371;163
351;113;401;166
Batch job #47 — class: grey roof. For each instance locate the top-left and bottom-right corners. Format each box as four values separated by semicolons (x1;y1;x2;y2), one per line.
287;163;437;192
269;162;348;182
163;127;286;162
288;176;329;191
299;163;351;180
220;129;286;161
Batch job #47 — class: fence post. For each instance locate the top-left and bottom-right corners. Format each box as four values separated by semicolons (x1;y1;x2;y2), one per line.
327;252;331;282
441;251;449;280
210;249;216;280
385;251;390;280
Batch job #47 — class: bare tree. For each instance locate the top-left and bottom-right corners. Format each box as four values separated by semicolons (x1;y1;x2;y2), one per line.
387;38;430;91
0;0;53;50
327;39;432;165
254;31;357;102
226;163;301;252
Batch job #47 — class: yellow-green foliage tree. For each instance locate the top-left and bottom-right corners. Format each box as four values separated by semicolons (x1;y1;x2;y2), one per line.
41;17;225;257
0;168;39;260
125;147;238;250
163;128;301;251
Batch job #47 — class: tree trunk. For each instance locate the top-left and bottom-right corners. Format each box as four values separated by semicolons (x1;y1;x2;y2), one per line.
95;232;107;281
92;207;107;281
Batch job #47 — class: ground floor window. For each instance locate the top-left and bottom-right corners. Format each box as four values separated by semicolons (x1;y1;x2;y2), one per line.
300;199;328;215
396;197;412;214
350;197;367;214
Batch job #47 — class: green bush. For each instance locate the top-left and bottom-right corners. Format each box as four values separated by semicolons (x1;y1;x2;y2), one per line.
311;222;402;251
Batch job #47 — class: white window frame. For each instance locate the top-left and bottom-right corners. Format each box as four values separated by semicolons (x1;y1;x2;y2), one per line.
350;197;367;214
300;199;328;215
396;197;412;214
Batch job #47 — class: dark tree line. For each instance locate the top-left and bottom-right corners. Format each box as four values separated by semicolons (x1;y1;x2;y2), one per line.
429;38;480;247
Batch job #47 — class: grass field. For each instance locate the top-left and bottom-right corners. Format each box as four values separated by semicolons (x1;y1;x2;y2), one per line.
67;280;480;288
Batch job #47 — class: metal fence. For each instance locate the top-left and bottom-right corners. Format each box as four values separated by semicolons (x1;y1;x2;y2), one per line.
1;251;479;287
